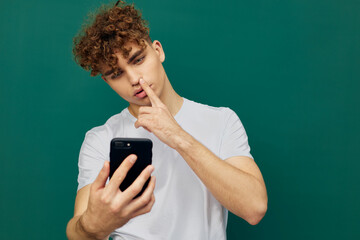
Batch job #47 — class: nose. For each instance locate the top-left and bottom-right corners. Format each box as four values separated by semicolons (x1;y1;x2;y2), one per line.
127;68;142;86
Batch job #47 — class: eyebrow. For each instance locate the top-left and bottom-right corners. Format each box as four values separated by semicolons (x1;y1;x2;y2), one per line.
104;69;114;76
103;49;145;77
127;49;144;64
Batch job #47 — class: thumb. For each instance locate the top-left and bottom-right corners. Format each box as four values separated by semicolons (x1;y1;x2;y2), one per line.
92;161;110;190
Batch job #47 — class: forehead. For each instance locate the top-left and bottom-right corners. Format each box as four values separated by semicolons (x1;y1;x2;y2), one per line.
116;41;148;58
99;41;150;73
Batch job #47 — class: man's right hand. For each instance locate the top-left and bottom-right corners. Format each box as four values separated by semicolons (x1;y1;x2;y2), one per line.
67;154;156;240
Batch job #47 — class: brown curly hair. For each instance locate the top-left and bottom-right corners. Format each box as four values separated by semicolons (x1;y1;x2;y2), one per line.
73;1;151;76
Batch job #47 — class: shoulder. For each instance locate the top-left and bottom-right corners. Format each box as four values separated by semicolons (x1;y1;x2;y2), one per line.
84;108;130;141
183;98;236;122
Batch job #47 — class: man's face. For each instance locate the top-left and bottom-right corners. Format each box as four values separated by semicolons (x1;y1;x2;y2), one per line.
101;40;166;108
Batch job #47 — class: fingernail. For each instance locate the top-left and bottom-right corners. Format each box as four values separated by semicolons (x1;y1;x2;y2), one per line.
129;155;137;163
148;166;154;174
139;78;144;84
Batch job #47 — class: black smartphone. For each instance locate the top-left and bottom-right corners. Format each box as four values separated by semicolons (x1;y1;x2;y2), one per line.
109;138;153;198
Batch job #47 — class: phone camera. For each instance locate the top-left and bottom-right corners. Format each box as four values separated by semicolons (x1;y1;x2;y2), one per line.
115;142;125;148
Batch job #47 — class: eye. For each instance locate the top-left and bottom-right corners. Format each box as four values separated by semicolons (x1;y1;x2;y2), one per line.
134;56;145;64
111;71;123;79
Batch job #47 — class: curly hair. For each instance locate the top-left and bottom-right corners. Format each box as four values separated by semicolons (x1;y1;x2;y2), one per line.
73;1;151;76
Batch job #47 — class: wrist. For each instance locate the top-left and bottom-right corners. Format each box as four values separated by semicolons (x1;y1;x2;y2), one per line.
77;213;106;240
172;129;195;152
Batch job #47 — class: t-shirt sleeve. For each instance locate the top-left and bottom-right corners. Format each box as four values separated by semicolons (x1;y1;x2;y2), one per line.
77;126;109;191
219;108;253;160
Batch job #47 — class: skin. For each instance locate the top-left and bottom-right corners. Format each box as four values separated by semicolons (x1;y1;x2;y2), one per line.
66;156;156;240
67;39;268;239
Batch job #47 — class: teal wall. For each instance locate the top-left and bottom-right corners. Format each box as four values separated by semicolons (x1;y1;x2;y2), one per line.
1;0;359;239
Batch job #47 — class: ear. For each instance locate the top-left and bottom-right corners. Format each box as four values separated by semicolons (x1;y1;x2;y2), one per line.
151;40;165;63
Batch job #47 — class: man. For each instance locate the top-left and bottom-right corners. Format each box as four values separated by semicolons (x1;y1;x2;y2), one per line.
66;1;267;239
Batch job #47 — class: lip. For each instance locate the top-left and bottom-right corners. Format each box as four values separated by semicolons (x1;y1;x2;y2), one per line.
133;87;144;96
134;86;147;99
135;90;147;99
133;84;152;99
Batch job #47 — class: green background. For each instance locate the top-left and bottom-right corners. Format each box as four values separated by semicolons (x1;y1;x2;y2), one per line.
1;0;359;239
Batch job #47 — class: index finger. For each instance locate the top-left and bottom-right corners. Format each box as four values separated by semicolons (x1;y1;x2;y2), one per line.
139;78;163;107
105;154;137;193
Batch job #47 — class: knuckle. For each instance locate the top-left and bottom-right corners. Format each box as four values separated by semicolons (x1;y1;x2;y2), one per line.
137;118;144;125
141;195;151;205
121;162;131;171
121;159;133;169
142;172;151;180
100;195;110;205
120;209;130;218
145;201;153;213
109;204;119;213
149;195;155;204
131;185;142;195
113;171;125;182
139;119;149;127
117;175;125;184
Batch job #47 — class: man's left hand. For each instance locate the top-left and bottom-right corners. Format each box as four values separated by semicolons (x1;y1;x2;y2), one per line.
134;78;184;148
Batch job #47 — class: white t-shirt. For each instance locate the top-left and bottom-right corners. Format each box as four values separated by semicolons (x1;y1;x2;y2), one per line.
77;98;252;240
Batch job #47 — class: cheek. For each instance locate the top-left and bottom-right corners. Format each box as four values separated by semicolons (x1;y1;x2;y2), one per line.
142;60;157;73
108;81;130;96
146;61;164;82
143;55;162;73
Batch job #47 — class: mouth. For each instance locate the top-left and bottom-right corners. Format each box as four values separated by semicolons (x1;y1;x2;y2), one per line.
134;88;143;95
134;84;153;99
134;87;147;99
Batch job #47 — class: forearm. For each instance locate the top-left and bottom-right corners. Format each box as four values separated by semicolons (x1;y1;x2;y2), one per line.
174;130;267;225
66;215;108;240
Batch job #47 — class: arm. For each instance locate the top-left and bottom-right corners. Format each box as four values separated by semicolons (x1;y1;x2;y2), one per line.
66;155;156;240
135;79;267;225
66;185;92;240
174;131;267;225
